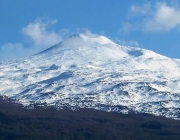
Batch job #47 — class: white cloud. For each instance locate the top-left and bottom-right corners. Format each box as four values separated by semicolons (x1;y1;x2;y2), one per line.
127;1;180;31
145;2;180;31
22;18;62;47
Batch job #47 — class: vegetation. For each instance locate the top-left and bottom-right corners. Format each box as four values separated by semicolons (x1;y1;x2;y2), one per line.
0;97;180;139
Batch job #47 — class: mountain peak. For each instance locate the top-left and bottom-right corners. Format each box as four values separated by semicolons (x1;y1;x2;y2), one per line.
37;34;131;61
37;34;117;57
66;33;115;45
68;33;82;39
37;33;167;62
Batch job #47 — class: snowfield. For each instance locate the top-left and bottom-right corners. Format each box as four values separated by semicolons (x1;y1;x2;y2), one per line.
1;34;180;119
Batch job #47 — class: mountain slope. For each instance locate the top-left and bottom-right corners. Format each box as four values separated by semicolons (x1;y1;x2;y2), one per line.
1;34;180;119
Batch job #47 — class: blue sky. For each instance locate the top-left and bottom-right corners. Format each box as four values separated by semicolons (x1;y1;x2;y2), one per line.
1;0;180;61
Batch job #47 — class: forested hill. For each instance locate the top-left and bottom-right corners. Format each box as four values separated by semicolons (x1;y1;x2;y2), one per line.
0;97;180;140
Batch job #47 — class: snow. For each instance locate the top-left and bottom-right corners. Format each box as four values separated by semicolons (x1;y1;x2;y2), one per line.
1;33;180;119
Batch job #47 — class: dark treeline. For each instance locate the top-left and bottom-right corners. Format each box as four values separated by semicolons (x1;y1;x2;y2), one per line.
0;97;180;140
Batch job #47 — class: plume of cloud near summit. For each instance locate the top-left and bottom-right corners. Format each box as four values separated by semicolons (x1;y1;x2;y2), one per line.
0;18;103;62
22;19;62;47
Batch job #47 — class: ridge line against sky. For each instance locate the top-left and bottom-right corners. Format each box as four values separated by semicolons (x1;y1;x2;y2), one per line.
0;0;180;61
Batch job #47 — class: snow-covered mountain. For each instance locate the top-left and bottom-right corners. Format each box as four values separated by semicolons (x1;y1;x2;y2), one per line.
1;34;180;119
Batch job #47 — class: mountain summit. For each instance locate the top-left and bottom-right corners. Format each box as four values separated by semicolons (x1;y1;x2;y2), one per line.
1;34;180;119
37;33;166;62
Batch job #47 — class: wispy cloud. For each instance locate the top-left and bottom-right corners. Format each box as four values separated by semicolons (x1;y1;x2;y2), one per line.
124;1;180;32
129;2;152;17
115;38;140;48
0;18;64;61
22;18;62;47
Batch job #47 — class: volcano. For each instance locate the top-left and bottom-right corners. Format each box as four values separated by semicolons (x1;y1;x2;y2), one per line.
1;34;180;119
